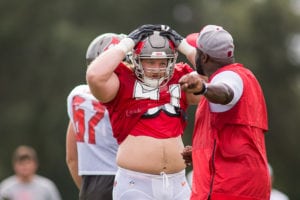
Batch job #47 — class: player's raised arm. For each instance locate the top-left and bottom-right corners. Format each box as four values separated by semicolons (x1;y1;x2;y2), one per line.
86;25;156;103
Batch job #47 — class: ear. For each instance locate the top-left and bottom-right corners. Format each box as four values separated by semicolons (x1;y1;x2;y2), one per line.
202;53;209;63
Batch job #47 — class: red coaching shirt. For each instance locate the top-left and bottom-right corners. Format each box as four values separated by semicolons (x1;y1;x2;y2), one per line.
191;63;270;200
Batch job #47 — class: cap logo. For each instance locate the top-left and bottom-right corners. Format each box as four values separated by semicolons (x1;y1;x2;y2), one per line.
227;51;232;57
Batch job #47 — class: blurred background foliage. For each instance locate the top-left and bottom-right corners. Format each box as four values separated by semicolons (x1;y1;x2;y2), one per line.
1;0;300;199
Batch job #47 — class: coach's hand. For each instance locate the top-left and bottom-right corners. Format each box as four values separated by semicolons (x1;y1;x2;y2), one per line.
181;145;193;166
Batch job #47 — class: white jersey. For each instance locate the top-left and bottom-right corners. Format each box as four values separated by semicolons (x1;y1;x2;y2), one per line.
67;84;118;175
270;189;289;200
0;175;61;200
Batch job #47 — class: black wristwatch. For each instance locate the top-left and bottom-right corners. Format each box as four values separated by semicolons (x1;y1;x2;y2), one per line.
193;82;207;95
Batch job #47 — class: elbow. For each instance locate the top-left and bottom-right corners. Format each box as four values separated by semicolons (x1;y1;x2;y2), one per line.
86;69;97;87
86;69;103;96
66;157;77;172
66;155;72;166
85;69;108;102
86;67;109;90
213;83;234;105
66;151;76;167
222;85;234;105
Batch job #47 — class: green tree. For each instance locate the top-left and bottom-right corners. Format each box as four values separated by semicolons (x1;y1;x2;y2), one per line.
1;0;299;199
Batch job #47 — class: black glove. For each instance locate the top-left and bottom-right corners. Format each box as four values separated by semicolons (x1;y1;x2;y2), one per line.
128;24;159;45
159;25;184;48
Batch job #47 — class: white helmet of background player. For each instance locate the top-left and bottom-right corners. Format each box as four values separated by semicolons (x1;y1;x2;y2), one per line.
132;31;178;88
86;33;129;66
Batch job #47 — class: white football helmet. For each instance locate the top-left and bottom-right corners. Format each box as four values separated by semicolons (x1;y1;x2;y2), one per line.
132;31;178;88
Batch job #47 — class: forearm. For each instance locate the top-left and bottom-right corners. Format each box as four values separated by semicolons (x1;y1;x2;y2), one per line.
204;83;233;105
67;160;82;189
180;73;233;105
86;47;124;89
87;37;134;77
66;122;81;189
86;38;134;102
178;39;196;67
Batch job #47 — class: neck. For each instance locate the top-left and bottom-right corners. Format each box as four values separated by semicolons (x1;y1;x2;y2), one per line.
18;175;34;183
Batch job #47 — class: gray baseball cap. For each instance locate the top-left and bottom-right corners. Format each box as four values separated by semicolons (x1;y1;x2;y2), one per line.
186;25;234;59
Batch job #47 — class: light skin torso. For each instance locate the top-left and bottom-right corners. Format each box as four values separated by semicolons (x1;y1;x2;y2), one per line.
117;135;186;174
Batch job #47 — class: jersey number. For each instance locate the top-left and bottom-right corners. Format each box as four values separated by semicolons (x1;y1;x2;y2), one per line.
72;96;105;144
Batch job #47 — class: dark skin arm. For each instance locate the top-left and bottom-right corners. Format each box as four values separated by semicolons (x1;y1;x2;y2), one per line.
203;82;233;104
180;74;234;165
179;72;234;105
181;145;192;166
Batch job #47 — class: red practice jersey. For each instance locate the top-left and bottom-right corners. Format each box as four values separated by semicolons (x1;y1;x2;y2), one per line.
104;62;194;144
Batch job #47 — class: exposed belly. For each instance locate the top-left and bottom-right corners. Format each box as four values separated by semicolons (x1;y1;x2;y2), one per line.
116;135;186;174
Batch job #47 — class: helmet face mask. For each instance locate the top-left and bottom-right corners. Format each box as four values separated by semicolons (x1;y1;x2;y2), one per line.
133;31;178;88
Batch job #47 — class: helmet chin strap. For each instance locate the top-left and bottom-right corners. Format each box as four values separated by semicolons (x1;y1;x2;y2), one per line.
143;77;165;88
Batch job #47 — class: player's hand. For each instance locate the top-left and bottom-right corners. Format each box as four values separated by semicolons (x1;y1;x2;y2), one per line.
159;25;184;48
128;24;158;45
181;145;192;166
